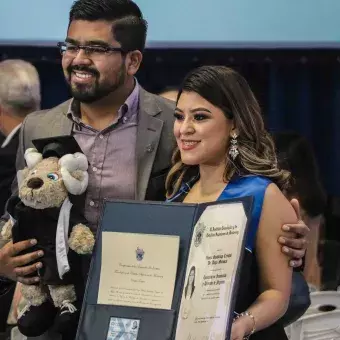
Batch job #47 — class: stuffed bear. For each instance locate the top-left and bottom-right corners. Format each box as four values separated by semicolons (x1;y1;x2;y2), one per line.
1;137;95;337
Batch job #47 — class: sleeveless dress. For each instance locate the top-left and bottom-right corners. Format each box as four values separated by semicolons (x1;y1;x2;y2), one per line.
169;175;288;339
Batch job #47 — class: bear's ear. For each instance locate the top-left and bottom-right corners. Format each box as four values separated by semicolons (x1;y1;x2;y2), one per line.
59;153;89;195
24;148;43;169
58;153;88;172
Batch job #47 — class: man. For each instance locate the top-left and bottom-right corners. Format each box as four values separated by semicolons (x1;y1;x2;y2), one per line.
0;0;308;339
0;59;40;338
0;60;41;215
1;1;175;339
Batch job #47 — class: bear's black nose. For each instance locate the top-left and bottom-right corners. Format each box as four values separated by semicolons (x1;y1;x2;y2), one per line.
27;178;44;189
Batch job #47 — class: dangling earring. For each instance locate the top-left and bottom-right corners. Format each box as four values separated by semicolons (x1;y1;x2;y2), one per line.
229;133;239;160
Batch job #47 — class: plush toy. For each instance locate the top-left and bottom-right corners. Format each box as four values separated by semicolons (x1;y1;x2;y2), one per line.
1;136;95;337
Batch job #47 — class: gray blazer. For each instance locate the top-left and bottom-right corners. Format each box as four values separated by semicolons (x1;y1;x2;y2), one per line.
0;89;176;340
19;88;175;199
0;88;175;225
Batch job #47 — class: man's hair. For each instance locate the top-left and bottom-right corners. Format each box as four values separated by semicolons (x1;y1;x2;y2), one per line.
69;0;148;52
0;59;41;116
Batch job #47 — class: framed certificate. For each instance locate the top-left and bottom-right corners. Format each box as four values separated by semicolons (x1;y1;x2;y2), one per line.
175;201;250;340
76;197;253;340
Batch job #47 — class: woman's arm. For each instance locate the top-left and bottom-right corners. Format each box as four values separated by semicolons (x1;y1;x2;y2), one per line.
232;184;297;338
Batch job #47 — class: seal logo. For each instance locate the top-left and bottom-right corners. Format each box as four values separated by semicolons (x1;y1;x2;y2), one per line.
194;222;206;247
135;247;145;261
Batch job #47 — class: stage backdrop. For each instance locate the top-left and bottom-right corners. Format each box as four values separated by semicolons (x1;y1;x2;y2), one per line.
1;0;340;48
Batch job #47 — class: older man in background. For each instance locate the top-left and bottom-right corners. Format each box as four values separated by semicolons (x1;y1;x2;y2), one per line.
0;59;41;340
0;59;41;214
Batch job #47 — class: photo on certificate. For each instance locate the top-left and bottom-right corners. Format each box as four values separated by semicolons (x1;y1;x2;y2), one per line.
180;264;197;320
106;317;140;340
175;202;249;340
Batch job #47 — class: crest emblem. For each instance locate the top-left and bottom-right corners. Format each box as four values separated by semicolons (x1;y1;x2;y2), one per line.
135;247;145;261
194;222;206;247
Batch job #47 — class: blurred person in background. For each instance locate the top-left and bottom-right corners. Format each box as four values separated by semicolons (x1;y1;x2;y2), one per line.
158;86;179;102
0;59;41;215
0;59;41;340
274;132;327;290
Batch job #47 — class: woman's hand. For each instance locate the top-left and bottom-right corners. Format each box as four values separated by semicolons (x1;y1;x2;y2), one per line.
230;318;248;340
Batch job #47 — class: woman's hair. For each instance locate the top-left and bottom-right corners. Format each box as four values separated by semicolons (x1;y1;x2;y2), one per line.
273;132;327;217
166;65;290;198
185;266;196;298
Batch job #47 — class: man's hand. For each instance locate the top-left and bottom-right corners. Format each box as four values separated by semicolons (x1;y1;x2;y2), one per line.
278;199;310;268
0;239;43;284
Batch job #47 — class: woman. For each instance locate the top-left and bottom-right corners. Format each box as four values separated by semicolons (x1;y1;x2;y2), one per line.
181;266;196;320
184;266;196;299
274;132;327;290
166;66;297;339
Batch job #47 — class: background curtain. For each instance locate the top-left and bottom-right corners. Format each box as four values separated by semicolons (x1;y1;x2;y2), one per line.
1;46;339;239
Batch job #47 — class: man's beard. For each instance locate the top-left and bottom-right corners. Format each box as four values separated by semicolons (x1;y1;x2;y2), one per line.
66;65;126;103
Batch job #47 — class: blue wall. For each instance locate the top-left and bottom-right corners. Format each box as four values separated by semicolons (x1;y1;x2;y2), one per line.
1;0;340;47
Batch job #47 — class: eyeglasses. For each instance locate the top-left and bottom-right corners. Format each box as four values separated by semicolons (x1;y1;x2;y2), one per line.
57;42;125;57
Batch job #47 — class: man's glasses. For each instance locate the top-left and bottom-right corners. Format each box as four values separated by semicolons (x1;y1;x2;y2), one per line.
57;42;125;57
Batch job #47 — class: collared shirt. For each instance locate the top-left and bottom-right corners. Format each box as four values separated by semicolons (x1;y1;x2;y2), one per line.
1;124;22;148
67;81;139;231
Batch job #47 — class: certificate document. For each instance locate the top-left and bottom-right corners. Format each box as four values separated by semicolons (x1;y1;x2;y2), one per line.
175;203;248;340
97;232;179;310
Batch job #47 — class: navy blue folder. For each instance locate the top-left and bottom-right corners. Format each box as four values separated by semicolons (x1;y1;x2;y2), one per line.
76;197;253;340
